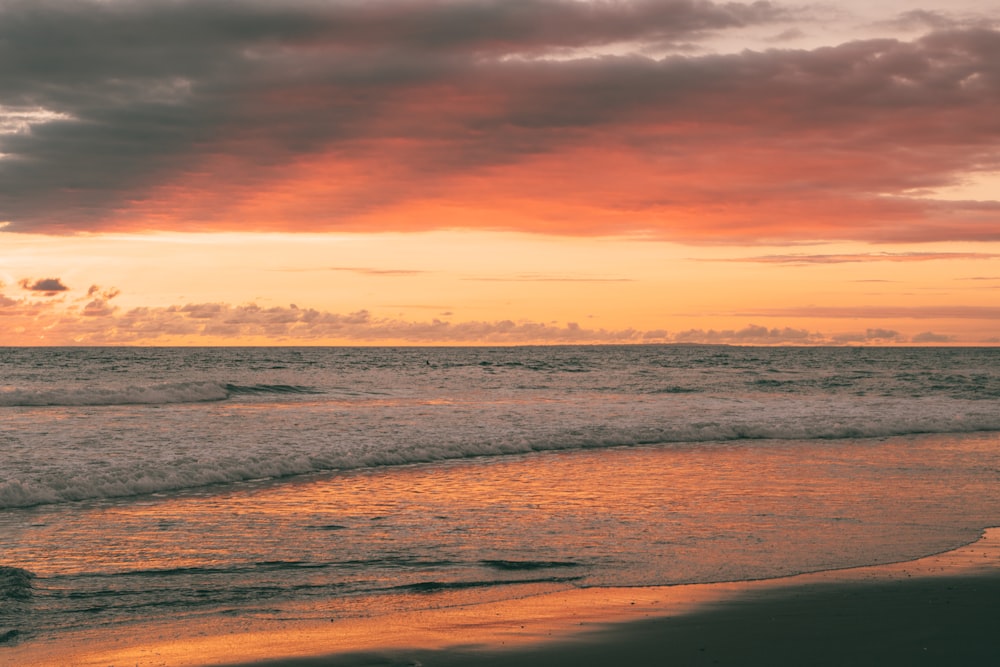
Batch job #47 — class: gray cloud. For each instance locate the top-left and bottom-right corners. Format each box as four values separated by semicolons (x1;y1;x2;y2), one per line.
80;284;121;317
672;324;821;344
0;0;788;234
1;287;986;345
831;328;904;343
19;277;69;294
876;10;959;31
764;27;806;42
912;331;954;343
51;301;663;344
873;8;1000;33
82;299;117;317
1;299;815;344
0;2;998;243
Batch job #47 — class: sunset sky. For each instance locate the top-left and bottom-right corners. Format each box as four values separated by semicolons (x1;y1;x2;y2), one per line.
1;0;998;345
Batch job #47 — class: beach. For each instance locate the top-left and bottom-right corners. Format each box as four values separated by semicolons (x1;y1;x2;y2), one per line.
4;0;1000;658
3;346;1000;666
4;0;1000;657
8;527;999;666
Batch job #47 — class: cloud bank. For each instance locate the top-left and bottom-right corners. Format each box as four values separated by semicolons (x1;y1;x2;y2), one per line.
0;287;988;345
1;1;998;242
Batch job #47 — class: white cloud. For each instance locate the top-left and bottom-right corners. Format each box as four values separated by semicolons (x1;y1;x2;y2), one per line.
0;105;75;135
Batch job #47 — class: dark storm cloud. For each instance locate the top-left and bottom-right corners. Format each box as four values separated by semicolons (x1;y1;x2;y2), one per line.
0;0;781;232
0;0;787;232
0;0;787;97
0;0;999;242
307;0;789;52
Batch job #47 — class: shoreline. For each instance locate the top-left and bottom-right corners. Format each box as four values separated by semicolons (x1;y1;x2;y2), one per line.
9;527;999;666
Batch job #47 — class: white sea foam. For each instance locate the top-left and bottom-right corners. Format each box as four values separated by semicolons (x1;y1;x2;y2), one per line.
2;390;1000;509
3;346;999;509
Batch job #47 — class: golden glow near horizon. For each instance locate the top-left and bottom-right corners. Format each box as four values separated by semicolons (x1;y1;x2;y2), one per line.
2;230;998;345
1;0;999;345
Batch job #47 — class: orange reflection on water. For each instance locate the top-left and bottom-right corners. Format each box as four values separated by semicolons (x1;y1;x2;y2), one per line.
15;529;1000;667
5;432;1000;666
12;433;1000;583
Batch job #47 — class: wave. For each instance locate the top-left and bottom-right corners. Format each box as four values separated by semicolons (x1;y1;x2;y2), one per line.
4;414;1000;511
4;391;1000;510
0;567;34;602
0;382;229;407
392;575;584;593
224;384;323;396
481;560;581;571
0;566;34;645
0;382;322;407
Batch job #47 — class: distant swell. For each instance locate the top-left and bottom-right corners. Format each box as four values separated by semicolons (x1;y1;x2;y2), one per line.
0;382;322;407
0;382;229;407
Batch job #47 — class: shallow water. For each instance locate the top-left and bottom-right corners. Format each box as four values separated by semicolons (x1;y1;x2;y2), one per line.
2;346;1000;648
4;432;1000;643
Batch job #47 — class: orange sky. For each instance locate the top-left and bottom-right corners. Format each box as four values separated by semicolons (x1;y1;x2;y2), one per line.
2;0;999;345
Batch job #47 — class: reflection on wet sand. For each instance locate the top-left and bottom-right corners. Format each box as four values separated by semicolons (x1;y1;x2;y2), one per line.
12;528;1000;667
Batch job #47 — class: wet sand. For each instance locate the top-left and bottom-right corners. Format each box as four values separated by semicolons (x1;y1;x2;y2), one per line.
242;575;1000;667
9;527;999;667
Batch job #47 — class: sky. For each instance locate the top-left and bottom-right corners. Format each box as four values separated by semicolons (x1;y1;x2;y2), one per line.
1;0;998;345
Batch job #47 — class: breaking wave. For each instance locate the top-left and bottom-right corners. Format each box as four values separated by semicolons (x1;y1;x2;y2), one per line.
224;384;323;396
3;393;1000;510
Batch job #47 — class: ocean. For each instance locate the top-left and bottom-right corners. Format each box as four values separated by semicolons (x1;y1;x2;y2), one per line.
2;345;1000;652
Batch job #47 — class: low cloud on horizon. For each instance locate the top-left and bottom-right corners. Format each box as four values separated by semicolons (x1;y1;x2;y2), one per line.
0;288;983;346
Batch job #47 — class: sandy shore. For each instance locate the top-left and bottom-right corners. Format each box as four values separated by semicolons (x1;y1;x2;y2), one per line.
10;528;1000;667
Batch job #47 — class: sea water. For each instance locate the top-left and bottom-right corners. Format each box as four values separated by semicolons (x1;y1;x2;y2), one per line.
2;346;1000;648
